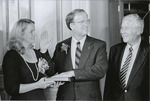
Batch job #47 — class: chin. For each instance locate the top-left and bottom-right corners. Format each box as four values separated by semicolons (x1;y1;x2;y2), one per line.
82;31;88;35
122;39;128;43
122;36;128;41
81;34;87;37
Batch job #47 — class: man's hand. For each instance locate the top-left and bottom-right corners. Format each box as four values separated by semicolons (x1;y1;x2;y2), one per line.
53;71;75;78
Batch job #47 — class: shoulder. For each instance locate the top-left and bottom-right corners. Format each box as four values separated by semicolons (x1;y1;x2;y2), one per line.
56;37;71;48
141;38;149;50
2;50;20;67
111;43;125;49
87;36;106;46
58;37;71;45
3;50;21;62
110;42;126;53
4;49;20;58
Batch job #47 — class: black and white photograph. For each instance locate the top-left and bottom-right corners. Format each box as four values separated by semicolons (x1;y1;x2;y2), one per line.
0;0;149;101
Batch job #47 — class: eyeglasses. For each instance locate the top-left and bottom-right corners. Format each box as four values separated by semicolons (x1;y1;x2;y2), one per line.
73;19;91;24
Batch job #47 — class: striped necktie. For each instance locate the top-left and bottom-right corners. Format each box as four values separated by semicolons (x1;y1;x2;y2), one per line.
120;47;133;88
75;42;82;69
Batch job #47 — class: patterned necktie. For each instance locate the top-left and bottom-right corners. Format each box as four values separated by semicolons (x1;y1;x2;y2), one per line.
120;47;133;88
75;42;82;69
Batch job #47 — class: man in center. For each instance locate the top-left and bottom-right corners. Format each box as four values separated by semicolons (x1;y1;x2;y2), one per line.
52;9;108;100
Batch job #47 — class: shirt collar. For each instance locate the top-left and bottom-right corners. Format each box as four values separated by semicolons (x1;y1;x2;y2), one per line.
72;35;87;45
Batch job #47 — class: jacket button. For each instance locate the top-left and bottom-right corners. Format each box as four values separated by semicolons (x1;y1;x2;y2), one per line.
124;90;127;93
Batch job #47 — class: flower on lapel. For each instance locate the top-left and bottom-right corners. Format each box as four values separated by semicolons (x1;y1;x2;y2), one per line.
61;43;70;54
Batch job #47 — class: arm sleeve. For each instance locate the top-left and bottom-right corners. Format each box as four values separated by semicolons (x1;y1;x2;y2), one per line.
103;47;114;100
74;42;108;81
38;50;56;77
2;50;20;96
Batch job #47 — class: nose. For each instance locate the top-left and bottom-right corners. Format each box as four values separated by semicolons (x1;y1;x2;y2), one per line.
82;21;89;26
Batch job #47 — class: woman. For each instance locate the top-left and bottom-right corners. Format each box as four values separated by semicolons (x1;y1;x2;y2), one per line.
2;19;55;100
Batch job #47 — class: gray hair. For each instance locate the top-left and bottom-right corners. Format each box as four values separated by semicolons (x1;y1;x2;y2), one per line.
123;14;144;33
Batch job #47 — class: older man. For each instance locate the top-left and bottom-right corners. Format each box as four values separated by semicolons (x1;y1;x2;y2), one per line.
104;14;149;101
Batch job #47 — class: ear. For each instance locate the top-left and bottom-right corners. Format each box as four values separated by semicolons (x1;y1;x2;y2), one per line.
140;26;144;34
137;26;144;35
70;23;74;30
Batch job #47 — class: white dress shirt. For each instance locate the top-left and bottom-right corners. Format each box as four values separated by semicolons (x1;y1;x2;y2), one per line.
71;36;86;69
120;37;141;85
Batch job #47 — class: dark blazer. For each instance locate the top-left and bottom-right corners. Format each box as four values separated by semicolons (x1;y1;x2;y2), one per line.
52;35;108;101
104;39;149;101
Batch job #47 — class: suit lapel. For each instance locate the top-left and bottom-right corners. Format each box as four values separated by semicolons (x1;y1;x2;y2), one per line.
79;36;93;69
65;48;73;70
117;45;126;74
126;43;147;87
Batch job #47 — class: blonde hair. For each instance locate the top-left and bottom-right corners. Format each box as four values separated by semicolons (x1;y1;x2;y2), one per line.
8;19;35;54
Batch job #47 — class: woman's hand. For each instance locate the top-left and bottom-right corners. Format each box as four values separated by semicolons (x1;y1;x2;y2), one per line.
36;77;55;89
19;77;54;93
40;31;51;53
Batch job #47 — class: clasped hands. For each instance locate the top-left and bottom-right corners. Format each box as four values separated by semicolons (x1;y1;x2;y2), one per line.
37;77;64;89
37;71;75;89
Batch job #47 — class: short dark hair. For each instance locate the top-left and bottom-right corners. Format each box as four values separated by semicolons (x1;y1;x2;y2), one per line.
65;9;87;30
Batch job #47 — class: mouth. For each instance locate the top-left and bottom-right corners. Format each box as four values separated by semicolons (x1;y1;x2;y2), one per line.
121;34;128;37
32;37;35;40
83;27;89;31
122;36;127;39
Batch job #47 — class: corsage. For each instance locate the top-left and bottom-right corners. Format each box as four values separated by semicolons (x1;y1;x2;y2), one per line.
38;58;49;74
61;43;70;54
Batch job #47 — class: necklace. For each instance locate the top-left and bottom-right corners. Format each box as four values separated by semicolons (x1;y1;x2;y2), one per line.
24;61;39;81
22;49;39;81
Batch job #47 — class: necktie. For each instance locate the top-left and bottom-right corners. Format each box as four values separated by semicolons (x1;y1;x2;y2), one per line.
75;42;82;69
120;47;133;88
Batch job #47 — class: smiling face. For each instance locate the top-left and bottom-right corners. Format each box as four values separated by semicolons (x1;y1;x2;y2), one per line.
120;14;143;45
22;23;36;45
71;12;90;39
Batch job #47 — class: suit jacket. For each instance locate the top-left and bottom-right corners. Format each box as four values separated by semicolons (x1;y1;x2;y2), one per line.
104;39;149;101
52;35;108;100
